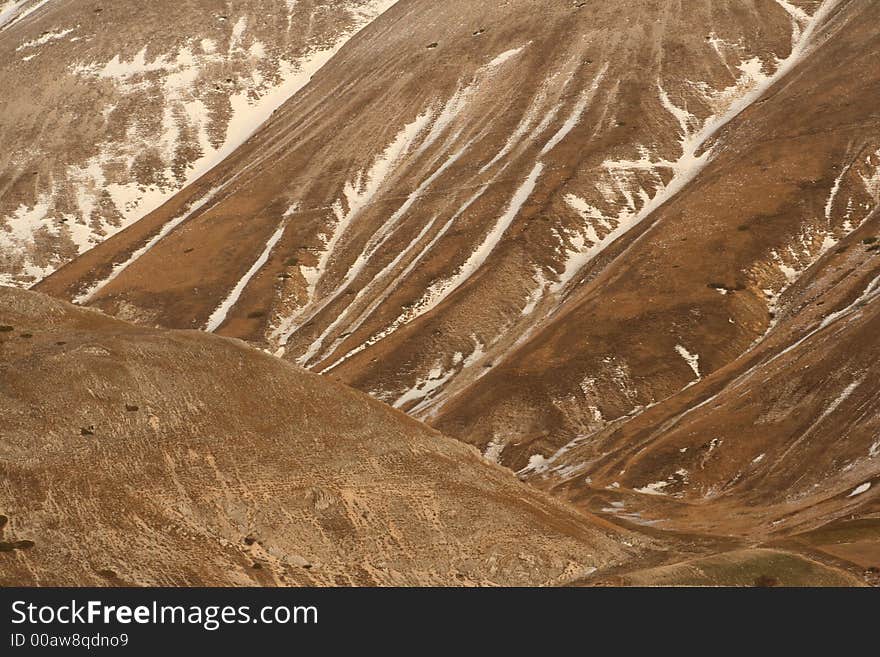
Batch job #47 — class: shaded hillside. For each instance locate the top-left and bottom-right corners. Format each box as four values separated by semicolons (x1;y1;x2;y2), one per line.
0;286;644;586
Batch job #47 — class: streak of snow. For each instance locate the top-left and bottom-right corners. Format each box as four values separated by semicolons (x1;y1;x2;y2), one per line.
521;268;551;316
773;376;865;466
860;148;880;202
16;26;74;50
205;220;288;332
0;0;51;31
269;110;432;346
539;64;608;156
773;0;811;44
486;45;526;69
825;161;852;220
0;1;20;28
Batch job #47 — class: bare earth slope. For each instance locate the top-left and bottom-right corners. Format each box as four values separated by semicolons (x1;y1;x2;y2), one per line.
494;0;880;551
36;1;872;428
39;0;820;355
0;286;646;586
26;0;880;574
538;236;880;539
0;0;397;285
436;0;880;469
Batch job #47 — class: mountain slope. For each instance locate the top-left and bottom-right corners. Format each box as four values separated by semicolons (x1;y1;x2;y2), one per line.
536;235;880;538
434;0;880;469
455;0;880;541
0;0;398;285
3;0;878;586
40;0;818;348
31;0;880;547
0;286;645;586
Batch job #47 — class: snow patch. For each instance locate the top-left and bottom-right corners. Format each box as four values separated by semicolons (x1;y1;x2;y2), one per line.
483;440;505;463
848;482;871;498
518;454;549;476
635;481;670;496
486;45;526;69
675;344;701;379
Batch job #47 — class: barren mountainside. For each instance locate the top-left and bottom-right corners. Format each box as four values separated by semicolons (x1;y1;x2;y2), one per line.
1;0;878;586
0;286;649;586
0;0;397;285
1;286;870;586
